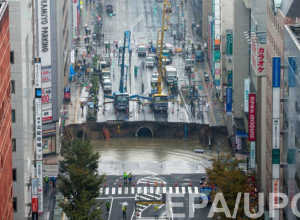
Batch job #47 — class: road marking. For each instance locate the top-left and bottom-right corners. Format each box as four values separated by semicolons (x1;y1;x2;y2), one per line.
100;188;103;195
131;187;135;194
112;188;116;195
137;187;142;194
124;187;128;194
175;187;179;194
194;187;198;193
150;187;154;194
163;187;166;193
169;187;173;194
118;187;122;194
155;187;160;194
192;202;195;213
105;188;109;195
144;187;148;194
188;187;192;194
108;198;113;220
181;187;186;194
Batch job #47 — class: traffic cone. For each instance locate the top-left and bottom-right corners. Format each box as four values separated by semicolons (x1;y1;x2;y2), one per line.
147;180;150;186
149;108;151;113
172;108;174;113
161;181;164;186
119;181;122;187
137;212;140;216
132;181;136;186
175;181;178;186
104;182;107;187
189;181;192;186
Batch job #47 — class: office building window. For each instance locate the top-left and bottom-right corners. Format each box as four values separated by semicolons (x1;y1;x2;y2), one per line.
10;51;14;64
13;197;17;212
12;169;16;181
11;81;15;94
11;110;15;123
12;139;16;152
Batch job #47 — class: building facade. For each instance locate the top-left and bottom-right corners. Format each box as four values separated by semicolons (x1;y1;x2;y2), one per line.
0;1;13;219
8;0;35;218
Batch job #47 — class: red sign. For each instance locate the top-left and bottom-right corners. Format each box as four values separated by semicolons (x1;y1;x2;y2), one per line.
248;94;256;141
251;42;257;69
257;46;265;74
32;197;38;212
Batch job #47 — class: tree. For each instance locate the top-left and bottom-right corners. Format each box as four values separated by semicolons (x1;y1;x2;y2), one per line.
206;156;258;219
58;139;105;220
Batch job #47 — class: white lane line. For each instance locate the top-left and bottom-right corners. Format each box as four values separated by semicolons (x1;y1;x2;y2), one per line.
150;187;154;194
105;188;109;195
188;187;192;194
144;187;148;194
155;187;160;194
181;187;186;194
163;187;166;193
131;187;135;194
194;187;198;193
118;187;122;194
112;188;116;195
175;187;179;194
137;187;142;194
108;198;113;220
124;187;128;194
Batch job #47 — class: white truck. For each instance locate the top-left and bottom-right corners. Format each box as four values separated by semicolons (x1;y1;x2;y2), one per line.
164;65;177;85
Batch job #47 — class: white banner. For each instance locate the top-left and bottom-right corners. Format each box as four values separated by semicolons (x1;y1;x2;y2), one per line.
35;60;41;88
37;161;43;214
35;99;42;160
272;119;280;149
38;0;51;66
42;88;52;104
73;1;78;38
31;178;38;195
244;78;250;112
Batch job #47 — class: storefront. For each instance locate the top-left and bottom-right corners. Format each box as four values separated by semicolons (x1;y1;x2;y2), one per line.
42;129;56;155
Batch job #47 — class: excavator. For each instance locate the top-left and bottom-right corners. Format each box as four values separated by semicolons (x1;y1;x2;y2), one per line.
139;0;172;112
103;31;138;113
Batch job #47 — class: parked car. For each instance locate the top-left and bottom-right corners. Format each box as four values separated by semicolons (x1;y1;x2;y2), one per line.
151;72;159;85
103;79;112;92
146;56;155;68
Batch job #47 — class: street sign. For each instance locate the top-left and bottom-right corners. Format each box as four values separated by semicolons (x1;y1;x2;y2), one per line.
226;33;233;56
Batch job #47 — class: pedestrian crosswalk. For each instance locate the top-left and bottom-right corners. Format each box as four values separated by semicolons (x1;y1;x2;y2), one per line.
99;186;200;196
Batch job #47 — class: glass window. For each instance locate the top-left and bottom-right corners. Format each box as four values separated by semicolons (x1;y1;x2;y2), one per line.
11;81;15;94
12;139;16;152
10;51;14;64
117;95;128;101
13;169;16;181
13;197;17;212
11;110;15;123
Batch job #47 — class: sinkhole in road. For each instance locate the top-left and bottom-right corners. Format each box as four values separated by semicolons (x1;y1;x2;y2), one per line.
136;126;153;137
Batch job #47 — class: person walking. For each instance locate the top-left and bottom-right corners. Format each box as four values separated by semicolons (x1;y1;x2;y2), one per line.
83;58;86;66
106;200;110;213
44;175;50;190
81;102;84;112
128;172;132;184
107;43;111;53
105;43;108;53
50;176;57;191
155;204;159;219
122;205;127;219
185;0;187;8
123;172;128;185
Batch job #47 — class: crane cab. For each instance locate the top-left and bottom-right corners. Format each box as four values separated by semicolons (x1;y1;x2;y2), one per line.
151;93;168;111
114;93;129;111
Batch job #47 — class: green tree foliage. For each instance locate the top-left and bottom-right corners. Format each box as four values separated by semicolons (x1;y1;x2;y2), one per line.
58;139;105;220
206;156;257;219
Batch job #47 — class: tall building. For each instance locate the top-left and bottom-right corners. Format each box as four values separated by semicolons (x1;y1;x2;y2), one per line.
8;0;35;218
0;1;13;219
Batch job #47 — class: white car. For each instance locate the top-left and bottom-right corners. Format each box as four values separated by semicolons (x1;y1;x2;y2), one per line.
146;57;154;68
151;72;158;85
103;79;112;92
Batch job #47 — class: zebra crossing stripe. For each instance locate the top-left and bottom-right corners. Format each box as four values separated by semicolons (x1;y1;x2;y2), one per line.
188;187;192;194
112;188;116;195
131;187;135;194
155;187;160;194
181;187;186;194
137;187;142;194
194;187;198;193
118;187;122;194
169;187;173;194
100;188;103;195
175;187;179;194
163;187;166;194
144;187;148;194
124;187;128;194
150;187;154;194
105;188;109;195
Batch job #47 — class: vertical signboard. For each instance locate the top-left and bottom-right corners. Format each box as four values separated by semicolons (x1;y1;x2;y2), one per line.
244;78;250;112
227;70;233;87
226;33;233;56
257;44;266;76
226;88;232;115
31;178;38;218
251;40;257;70
73;0;78;39
215;62;220;86
250;142;255;168
248;94;256;141
35;58;43;215
272;57;280;218
64;87;71;103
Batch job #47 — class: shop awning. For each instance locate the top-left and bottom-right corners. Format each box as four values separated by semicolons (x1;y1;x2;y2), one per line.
236;131;248;138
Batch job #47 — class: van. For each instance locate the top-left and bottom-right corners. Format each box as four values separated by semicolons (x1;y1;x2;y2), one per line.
103;79;112;92
204;73;209;81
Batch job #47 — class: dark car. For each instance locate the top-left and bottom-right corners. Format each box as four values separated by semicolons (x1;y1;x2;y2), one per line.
106;5;113;14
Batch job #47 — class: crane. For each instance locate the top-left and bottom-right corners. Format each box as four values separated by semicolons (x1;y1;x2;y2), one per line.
104;31;138;113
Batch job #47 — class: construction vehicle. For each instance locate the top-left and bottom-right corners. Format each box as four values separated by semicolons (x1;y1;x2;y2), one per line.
195;50;205;62
138;0;171;112
103;31;137;112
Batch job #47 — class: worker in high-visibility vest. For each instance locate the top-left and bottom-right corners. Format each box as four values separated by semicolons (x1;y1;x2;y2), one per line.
122;205;127;219
123;172;127;185
128;173;132;184
155;204;159;219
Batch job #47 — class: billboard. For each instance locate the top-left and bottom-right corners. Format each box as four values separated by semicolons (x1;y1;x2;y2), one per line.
227;70;232;87
248;94;256;141
272;119;280;149
251;42;266;76
226;88;232;115
38;0;51;66
42;110;53;122
226;33;233;56
41;66;51;82
42;88;52;104
244;78;250;112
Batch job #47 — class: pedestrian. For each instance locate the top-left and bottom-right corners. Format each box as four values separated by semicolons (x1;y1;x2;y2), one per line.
105;43;108;53
186;49;189;57
51;176;57;191
107;43;110;53
87;37;90;44
181;1;183;8
185;0;187;7
106;200;110;213
128;172;132;184
75;47;78;57
155;204;159;219
81;102;84;111
83;58;86;65
123;172;127;185
44;175;50;190
122;205;127;219
85;27;88;36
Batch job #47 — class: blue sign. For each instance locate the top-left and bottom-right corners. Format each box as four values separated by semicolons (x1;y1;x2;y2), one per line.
226;88;232;114
288;57;296;87
272;57;281;88
35;89;42;98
